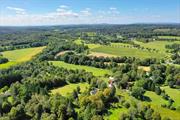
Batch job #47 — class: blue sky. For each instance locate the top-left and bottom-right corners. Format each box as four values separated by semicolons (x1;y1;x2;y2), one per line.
0;0;179;26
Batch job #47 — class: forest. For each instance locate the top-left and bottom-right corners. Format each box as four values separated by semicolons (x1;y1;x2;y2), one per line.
0;24;180;120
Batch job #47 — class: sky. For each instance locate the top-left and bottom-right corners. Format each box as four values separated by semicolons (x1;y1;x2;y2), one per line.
0;0;179;26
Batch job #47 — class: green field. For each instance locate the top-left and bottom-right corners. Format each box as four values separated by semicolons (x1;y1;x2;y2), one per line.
0;47;45;69
158;36;180;40
105;107;127;120
51;83;89;96
91;45;164;59
50;61;111;76
142;91;180;119
144;91;168;105
134;40;180;52
115;89;180;120
74;39;101;49
161;86;180;108
143;91;180;119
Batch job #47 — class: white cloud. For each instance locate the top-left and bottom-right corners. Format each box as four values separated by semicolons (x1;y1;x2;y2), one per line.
59;5;69;9
56;6;78;17
6;6;26;15
80;8;92;16
0;6;178;26
110;7;117;11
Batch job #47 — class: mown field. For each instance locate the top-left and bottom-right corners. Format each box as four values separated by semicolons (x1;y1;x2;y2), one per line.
74;38;180;60
50;61;111;76
158;36;180;40
91;45;164;59
134;40;180;52
51;83;89;96
0;46;45;69
161;86;180;108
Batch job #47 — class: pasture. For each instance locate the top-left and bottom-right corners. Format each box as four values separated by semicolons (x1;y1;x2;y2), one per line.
0;46;45;69
158;36;180;40
51;83;89;96
134;40;180;52
116;89;180;120
50;61;111;76
161;86;180;108
144;91;168;105
91;45;164;59
143;91;180;119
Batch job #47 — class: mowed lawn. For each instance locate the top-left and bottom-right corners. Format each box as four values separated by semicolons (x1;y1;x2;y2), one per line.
91;45;164;59
0;46;45;69
161;86;180;108
51;83;89;96
50;61;111;76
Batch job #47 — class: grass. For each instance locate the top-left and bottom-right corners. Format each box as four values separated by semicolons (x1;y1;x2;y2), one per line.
158;36;180;40
91;45;164;59
50;61;111;76
161;86;180;108
0;46;45;69
88;52;117;57
51;83;89;96
143;91;180;119
115;89;180;120
144;91;168;105
74;38;101;49
134;40;180;53
87;44;101;49
105;107;128;120
74;38;83;45
111;42;133;47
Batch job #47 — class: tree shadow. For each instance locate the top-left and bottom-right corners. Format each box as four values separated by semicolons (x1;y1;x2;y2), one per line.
143;96;152;102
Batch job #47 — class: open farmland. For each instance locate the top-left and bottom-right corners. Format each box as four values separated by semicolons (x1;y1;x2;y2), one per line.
158;36;180;40
91;45;164;59
134;40;180;52
50;61;111;76
0;46;45;69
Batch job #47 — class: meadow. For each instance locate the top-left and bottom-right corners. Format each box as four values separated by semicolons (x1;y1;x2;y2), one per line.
109;89;180;120
161;86;180;108
144;91;168;105
91;45;164;59
74;38;179;60
0;46;45;69
51;83;89;96
50;61;111;76
158;36;180;40
134;40;180;52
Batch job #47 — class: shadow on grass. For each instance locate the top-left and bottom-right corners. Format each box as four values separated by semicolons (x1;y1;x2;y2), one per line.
143;96;152;102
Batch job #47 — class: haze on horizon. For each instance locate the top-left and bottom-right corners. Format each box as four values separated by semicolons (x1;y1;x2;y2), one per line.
0;0;179;26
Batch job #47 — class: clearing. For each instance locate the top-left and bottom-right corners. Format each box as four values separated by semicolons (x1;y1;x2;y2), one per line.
161;86;180;108
50;61;111;76
0;46;45;69
51;83;89;96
